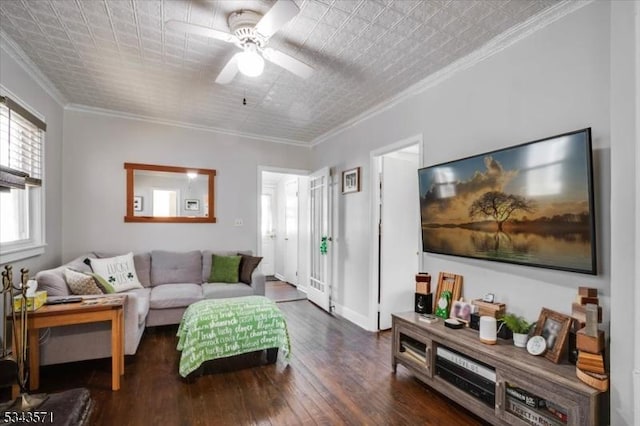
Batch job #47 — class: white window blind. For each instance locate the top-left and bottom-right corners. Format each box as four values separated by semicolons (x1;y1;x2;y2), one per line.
0;96;45;185
0;95;46;260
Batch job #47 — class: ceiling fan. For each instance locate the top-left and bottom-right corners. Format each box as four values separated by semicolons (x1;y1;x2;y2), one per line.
166;0;313;84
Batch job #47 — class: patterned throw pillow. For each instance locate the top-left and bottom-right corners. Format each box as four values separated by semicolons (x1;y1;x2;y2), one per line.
237;254;262;284
64;269;103;295
209;255;241;283
89;273;116;294
89;252;143;292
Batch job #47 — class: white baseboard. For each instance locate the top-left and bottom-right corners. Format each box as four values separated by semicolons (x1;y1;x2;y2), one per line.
634;369;640;426
334;304;375;331
274;273;286;281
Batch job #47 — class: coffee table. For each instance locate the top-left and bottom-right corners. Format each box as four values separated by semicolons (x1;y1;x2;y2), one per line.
10;296;125;394
176;296;290;378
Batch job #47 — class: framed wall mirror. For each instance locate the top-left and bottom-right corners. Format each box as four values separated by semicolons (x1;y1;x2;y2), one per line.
124;163;216;223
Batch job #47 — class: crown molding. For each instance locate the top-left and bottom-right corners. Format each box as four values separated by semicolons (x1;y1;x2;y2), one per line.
0;29;68;108
311;0;593;148
64;103;310;148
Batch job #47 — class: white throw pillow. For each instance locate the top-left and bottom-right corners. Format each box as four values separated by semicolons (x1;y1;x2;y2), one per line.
89;252;143;292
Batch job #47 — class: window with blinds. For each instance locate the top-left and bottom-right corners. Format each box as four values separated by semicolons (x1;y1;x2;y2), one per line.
0;96;45;186
0;95;46;258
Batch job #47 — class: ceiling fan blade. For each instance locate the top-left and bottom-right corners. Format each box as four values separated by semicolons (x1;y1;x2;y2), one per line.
215;54;240;84
263;47;313;79
165;20;237;44
263;48;313;79
255;0;300;39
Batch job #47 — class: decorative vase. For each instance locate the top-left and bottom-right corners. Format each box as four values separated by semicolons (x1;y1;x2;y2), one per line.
513;333;529;348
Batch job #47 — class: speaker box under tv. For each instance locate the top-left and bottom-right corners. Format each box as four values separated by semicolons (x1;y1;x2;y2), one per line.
415;293;432;314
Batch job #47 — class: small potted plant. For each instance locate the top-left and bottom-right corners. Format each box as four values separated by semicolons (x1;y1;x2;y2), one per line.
501;313;534;348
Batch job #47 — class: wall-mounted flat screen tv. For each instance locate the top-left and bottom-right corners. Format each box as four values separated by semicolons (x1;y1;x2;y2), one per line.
418;128;596;274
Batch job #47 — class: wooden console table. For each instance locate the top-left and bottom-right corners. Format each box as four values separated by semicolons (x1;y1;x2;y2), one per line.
392;312;602;426
11;296;125;393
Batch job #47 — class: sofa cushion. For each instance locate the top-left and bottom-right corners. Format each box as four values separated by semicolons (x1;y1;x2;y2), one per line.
149;284;203;309
94;252;151;287
64;269;103;295
201;250;239;283
209;255;241;283
89;253;143;292
89;273;115;294
238;254;262;284
151;251;202;286
202;283;254;299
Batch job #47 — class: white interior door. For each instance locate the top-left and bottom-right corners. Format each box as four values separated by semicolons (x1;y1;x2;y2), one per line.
260;189;276;276
379;155;420;329
284;179;298;285
308;167;331;312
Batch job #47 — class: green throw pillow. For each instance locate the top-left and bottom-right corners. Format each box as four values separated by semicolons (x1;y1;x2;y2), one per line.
209;255;241;283
90;272;116;294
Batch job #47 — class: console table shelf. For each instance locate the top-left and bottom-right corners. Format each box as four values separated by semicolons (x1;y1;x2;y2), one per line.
392;312;601;426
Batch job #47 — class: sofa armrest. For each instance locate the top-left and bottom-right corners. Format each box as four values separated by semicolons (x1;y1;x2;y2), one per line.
81;291;146;354
250;270;266;296
35;254;95;297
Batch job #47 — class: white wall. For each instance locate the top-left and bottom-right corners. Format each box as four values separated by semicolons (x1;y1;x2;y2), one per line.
0;45;64;278
61;110;310;259
609;1;639;425
312;1;634;421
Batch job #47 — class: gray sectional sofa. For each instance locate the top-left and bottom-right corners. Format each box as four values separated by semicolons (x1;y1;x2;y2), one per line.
35;250;265;366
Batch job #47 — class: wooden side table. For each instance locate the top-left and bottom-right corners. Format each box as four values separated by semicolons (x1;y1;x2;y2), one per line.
10;296;125;393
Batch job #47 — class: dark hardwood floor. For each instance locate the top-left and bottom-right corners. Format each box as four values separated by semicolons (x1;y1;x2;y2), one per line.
265;281;307;303
35;301;484;425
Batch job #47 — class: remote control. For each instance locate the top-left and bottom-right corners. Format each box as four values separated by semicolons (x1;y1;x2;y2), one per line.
45;297;83;305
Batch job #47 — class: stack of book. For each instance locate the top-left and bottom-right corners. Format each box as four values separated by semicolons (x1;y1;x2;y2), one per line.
572;287;608;391
400;339;426;364
505;383;567;425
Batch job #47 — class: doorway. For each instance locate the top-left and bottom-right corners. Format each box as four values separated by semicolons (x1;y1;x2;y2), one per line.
259;169;310;302
369;135;423;330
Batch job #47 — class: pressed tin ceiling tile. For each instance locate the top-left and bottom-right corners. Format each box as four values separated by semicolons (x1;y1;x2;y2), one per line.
0;0;560;143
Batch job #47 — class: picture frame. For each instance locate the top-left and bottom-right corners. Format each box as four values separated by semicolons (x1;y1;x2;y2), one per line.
533;308;573;363
133;196;143;212
450;300;472;323
184;199;200;211
342;167;361;194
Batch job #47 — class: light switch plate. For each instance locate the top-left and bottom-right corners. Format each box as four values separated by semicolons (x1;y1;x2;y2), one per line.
234;218;243;226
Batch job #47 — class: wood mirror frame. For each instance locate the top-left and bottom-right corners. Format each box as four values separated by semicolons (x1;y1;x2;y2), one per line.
124;162;216;223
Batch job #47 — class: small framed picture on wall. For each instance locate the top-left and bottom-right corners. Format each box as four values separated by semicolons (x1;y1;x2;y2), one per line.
184;199;200;211
342;167;361;194
133;196;143;212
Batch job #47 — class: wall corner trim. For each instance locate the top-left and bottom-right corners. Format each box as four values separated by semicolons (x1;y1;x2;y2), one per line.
310;0;593;148
0;30;68;108
64;104;311;148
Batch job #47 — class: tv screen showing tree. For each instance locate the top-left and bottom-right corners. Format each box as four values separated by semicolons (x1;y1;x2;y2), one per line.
418;128;596;274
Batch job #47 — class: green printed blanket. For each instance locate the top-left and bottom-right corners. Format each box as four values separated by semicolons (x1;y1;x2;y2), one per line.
177;295;291;377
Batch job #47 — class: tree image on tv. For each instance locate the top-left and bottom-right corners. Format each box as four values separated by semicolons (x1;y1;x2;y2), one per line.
469;191;535;232
418;129;596;274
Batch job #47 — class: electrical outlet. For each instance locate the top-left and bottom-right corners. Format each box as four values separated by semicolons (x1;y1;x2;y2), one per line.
234;218;243;227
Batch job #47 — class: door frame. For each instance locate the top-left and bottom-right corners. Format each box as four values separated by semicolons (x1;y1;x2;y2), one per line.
367;134;424;331
256;166;310;277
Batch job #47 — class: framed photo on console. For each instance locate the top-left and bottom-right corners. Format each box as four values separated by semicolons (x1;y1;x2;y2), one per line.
533;308;572;363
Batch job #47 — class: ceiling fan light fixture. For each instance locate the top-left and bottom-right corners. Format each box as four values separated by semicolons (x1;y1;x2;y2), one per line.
237;50;264;77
